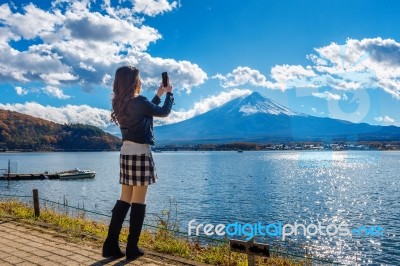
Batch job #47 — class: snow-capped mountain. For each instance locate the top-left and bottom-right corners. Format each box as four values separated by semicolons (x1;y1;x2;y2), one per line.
238;91;298;116
154;92;400;144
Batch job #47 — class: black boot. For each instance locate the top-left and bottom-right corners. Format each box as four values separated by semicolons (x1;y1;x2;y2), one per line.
126;202;146;260
102;200;131;258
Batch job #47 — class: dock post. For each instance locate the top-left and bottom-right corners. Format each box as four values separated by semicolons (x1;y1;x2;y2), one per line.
230;237;269;266
247;237;255;266
33;189;40;217
7;159;10;182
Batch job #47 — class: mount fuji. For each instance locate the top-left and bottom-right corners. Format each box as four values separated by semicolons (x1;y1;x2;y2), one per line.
154;92;400;144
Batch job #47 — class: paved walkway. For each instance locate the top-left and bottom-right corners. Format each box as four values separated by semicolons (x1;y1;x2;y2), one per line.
0;218;207;266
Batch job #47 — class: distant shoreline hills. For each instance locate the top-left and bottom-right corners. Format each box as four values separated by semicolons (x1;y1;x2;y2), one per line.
0;110;121;152
154;141;400;151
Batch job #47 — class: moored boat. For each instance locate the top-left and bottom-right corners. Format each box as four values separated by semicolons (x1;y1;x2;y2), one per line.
56;168;96;179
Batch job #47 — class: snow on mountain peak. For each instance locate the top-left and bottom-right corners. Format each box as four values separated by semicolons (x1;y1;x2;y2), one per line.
239;92;298;116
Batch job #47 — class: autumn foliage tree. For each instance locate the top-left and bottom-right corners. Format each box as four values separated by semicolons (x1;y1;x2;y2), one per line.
0;110;121;151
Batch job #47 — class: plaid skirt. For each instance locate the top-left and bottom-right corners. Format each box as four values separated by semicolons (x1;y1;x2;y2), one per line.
119;153;158;186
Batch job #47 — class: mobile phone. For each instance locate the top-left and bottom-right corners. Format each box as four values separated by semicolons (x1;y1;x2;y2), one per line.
162;72;169;87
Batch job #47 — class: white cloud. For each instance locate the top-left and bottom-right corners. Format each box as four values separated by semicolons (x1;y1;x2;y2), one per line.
0;3;61;40
374;115;395;124
154;89;252;125
311;91;341;101
15;86;28;96
214;38;400;99
0;102;113;130
79;62;96;72
270;64;316;89
43;86;70;99
40;72;78;85
0;26;18;46
132;0;177;16
213;66;275;89
62;9;160;50
214;65;317;91
0;1;205;93
135;52;207;92
0;44;70;83
102;74;112;87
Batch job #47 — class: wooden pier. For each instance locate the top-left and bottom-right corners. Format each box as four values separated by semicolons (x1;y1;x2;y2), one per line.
1;173;59;180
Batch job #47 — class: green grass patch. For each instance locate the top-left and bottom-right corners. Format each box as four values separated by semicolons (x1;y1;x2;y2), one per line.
0;199;315;265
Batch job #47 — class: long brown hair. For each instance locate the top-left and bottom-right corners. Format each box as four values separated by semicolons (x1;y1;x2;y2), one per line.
111;66;140;125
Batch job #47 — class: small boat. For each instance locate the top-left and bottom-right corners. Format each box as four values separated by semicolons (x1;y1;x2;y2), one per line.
56;168;96;180
237;150;243;153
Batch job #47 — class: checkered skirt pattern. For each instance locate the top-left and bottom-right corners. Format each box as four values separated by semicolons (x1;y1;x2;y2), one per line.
119;153;158;186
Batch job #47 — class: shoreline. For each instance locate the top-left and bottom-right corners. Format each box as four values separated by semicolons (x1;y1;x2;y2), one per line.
1;148;400;153
2;140;400;152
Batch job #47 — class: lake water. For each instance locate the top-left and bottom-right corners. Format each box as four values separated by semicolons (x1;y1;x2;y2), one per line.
0;151;399;265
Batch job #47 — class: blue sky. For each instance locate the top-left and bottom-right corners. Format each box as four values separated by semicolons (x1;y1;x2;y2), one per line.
1;0;400;133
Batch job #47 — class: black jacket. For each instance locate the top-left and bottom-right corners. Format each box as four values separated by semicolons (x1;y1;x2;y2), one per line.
120;92;174;145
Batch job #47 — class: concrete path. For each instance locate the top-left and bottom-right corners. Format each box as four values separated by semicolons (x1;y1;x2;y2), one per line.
0;218;208;266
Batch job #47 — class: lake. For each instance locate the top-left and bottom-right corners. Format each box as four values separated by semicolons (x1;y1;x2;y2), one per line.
0;151;399;265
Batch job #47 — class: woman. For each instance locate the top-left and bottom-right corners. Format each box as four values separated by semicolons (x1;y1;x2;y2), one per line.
102;66;174;260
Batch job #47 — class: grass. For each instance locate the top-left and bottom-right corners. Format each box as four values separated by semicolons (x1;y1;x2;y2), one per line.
0;199;316;265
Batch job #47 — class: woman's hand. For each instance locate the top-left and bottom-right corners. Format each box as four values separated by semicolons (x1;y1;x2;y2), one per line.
156;83;165;98
163;82;173;93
